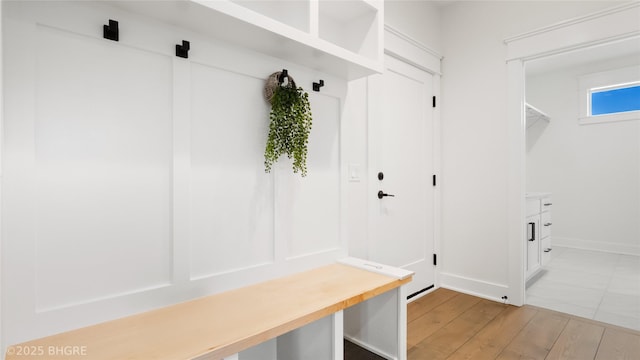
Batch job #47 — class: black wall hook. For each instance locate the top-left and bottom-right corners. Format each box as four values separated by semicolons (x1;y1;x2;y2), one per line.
278;69;288;85
176;40;190;58
103;19;119;42
313;79;325;92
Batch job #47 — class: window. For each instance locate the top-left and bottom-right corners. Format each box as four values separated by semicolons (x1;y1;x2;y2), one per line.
591;83;640;115
579;66;640;125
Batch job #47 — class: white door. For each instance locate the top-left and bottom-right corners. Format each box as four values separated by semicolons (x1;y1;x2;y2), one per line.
369;55;435;298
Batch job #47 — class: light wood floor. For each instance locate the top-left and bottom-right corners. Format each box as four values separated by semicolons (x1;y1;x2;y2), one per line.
407;288;640;360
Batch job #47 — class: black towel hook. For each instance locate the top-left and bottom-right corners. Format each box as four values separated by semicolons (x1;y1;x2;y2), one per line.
176;40;190;58
103;19;119;42
313;79;324;92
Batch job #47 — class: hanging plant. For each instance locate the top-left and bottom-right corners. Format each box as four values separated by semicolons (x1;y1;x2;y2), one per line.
263;71;313;176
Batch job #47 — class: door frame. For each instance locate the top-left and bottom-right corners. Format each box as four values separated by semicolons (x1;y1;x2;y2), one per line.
367;25;443;296
504;2;640;306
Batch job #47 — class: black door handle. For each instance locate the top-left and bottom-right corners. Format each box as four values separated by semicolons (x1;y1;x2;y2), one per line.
378;191;395;199
528;222;536;241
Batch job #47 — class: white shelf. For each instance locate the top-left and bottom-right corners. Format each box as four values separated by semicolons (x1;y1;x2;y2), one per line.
526;103;551;129
231;0;310;33
112;0;384;80
318;0;379;60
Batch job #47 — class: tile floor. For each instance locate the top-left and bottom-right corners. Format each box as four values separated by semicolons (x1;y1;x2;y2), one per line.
526;246;640;331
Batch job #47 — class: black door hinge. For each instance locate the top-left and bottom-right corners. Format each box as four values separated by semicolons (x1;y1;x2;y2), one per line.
433;174;436;186
433;254;437;266
432;96;436;108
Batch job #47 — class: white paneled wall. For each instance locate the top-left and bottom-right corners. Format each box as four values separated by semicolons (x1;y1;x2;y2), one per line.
1;1;346;349
34;24;174;312
189;62;275;279
281;93;341;259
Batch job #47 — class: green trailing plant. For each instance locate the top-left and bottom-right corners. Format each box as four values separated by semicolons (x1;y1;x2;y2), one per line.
264;84;313;176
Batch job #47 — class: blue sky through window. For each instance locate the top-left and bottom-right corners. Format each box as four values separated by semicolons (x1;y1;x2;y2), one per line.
591;84;640;116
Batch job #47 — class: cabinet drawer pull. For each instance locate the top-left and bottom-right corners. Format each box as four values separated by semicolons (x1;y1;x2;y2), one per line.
544;203;552;206
544;222;552;226
544;248;552;253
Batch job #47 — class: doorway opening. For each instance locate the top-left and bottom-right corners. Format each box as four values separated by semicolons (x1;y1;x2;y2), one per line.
522;38;640;331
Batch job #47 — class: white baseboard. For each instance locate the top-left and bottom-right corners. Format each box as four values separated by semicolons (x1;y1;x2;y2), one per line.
440;272;511;304
343;335;395;360
553;237;640;256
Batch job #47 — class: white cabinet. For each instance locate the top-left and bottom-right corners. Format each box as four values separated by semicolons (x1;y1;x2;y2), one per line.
525;193;552;280
525;203;541;279
540;196;553;265
114;0;384;79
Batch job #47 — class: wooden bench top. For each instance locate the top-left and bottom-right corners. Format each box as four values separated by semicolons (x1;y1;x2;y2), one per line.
6;262;412;360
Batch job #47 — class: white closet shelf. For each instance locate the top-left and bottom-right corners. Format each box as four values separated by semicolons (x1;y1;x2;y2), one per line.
112;0;384;80
526;103;551;129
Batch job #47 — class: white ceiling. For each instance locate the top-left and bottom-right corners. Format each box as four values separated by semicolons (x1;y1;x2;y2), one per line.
526;36;640;75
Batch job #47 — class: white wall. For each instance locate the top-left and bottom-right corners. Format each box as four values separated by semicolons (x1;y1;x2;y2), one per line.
439;1;626;299
344;78;370;259
0;0;4;352
527;56;640;255
384;0;441;54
